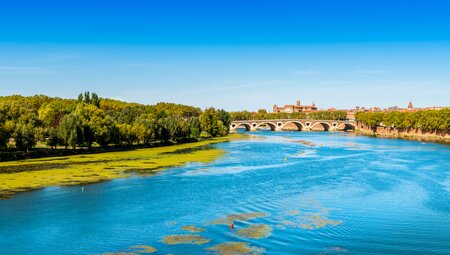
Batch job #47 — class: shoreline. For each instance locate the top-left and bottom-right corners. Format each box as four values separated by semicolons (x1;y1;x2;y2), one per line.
355;129;450;144
0;138;234;162
0;134;246;199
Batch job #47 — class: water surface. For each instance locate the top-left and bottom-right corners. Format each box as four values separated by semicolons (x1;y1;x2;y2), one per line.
1;132;450;254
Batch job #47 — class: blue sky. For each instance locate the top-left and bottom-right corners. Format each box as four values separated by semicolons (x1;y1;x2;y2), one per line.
1;0;449;111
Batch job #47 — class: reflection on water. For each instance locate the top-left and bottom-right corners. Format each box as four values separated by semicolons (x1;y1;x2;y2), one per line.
1;131;450;255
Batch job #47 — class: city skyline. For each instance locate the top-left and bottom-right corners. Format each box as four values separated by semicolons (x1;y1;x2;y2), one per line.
1;0;450;110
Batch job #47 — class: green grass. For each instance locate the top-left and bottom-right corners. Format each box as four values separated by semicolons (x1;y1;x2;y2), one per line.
0;134;245;198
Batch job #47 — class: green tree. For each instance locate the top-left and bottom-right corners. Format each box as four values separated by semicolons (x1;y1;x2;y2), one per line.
13;123;36;152
199;108;219;137
187;117;200;139
117;123;136;145
46;127;59;148
0;112;9;150
133;116;157;144
58;114;83;150
217;109;231;130
91;93;100;107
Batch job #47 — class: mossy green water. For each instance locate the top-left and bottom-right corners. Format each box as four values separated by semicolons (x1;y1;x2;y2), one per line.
206;242;265;255
236;224;272;239
0;134;245;198
161;234;210;245
208;212;269;225
280;198;343;230
99;245;157;255
182;224;206;233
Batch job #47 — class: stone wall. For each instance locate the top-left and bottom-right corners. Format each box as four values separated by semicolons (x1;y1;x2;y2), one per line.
356;122;450;143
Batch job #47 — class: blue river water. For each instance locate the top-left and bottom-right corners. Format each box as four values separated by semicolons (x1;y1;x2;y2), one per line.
1;131;450;255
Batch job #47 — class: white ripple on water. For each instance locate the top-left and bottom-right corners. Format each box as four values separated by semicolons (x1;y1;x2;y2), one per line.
369;161;409;171
291;152;370;162
181;161;303;176
290;150;320;158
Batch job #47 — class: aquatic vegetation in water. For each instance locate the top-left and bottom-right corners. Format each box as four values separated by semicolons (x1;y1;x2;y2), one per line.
130;245;157;253
236;224;272;239
297;140;316;147
0;135;245;198
299;198;329;213
317;246;349;255
281;199;343;230
103;253;139;255
280;220;297;227
286;209;300;215
100;245;157;255
206;242;265;255
182;224;206;233
209;212;268;225
298;214;343;230
161;234;210;245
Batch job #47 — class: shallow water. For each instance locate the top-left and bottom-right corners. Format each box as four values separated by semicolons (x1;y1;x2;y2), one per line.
1;131;450;255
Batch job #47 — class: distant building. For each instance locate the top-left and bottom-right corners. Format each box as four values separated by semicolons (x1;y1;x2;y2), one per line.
346;111;356;120
369;107;381;112
273;100;317;113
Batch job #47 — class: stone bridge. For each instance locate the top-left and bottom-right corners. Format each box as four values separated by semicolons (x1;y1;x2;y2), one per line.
230;119;357;132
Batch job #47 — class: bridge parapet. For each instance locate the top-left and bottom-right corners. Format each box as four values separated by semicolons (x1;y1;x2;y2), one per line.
229;119;356;133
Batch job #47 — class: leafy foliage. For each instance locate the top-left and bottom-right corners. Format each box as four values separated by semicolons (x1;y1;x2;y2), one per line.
355;109;450;132
0;93;229;152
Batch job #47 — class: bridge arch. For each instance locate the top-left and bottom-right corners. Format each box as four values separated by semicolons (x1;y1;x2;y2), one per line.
310;122;331;131
337;123;356;131
281;121;305;131
234;123;252;131
256;122;277;131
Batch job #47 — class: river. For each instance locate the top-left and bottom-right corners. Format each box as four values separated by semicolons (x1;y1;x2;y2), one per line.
1;131;449;255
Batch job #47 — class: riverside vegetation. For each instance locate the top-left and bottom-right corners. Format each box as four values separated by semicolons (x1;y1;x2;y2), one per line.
0;92;232;159
355;109;450;142
355;109;450;133
0;92;243;197
0;135;242;198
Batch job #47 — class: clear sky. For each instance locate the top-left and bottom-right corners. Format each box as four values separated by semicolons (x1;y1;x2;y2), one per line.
1;0;449;111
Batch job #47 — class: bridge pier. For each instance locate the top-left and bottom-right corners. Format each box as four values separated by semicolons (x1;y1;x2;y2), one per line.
229;119;356;133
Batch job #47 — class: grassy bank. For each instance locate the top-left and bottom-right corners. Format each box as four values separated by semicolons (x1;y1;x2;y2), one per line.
0;134;245;199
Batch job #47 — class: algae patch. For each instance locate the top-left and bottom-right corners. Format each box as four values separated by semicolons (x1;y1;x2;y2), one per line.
281;199;343;230
130;245;157;253
298;214;342;230
286;209;300;215
207;242;265;255
209;212;268;225
103;253;139;255
236;224;272;239
182;224;206;233
161;234;210;245
317;246;349;255
100;245;157;255
0;135;243;198
297;140;316;147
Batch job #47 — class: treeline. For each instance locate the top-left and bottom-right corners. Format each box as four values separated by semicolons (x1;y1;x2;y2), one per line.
0;93;231;152
355;109;450;132
230;109;347;121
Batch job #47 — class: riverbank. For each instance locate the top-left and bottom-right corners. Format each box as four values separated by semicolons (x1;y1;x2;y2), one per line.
0;134;245;199
0;139;220;162
356;128;450;144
